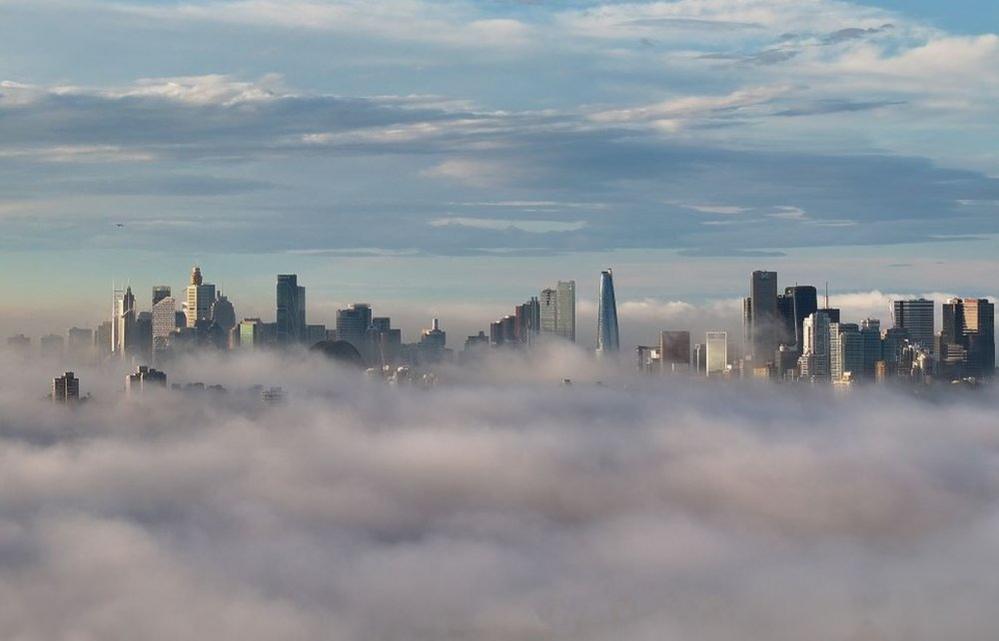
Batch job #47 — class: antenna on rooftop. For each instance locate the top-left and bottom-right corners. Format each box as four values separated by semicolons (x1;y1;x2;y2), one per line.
824;282;829;308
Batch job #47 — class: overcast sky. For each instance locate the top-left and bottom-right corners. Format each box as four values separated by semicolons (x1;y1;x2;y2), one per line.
1;0;998;341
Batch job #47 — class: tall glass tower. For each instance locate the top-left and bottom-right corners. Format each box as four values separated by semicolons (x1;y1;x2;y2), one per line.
276;274;304;344
596;269;619;355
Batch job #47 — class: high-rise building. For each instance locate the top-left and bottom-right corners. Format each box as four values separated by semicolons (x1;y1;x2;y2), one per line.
418;318;448;363
276;274;305;344
52;371;80;403
693;343;706;374
112;285;136;356
515;298;541;344
893;299;934;352
95;321;112;360
830;322;862;382
152;296;176;362
962;298;995;377
881;327;909;376
540;280;577;342
777;285;818;349
125;365;167;394
939;298;995;378
133;311;153;361
366;318;401;365
237;318;276;350
859;318;882;378
659;331;691;373
596;269;619;355
744;271;779;363
705;331;728;377
211;293;236;335
799;311;831;380
185;267;216;328
152;285;171;306
336;303;373;351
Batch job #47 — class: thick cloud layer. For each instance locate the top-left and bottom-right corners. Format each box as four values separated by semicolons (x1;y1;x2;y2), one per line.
3;347;999;640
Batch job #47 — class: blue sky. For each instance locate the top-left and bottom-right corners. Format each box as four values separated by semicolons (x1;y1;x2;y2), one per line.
1;0;998;341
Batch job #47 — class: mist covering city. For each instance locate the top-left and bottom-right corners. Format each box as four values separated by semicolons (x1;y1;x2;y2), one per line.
3;0;999;639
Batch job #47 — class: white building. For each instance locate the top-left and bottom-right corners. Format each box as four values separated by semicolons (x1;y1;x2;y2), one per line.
706;331;728;377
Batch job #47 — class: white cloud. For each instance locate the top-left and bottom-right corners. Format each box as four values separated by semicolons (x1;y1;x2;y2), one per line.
1;349;999;639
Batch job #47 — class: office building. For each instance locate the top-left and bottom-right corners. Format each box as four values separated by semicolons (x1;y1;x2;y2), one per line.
133;311;153;361
659;331;691;373
95;321;112;360
336;303;373;351
799;311;831;380
112;285;136;356
211;293;236;335
706;332;728;377
693;343;706;374
185;267;216;328
152;296;176;362
125;365;167;394
490;316;516;346
515;297;541;344
276;274;305;344
152;285;171;306
777;285;817;349
959;298;995;377
364;317;399;365
540;280;576;342
939;298;994;378
830;322;862;382
881;327;910;376
418;318;448;363
596;269;620;355
859;318;882;378
744;271;779;363
237;318;276;350
52;372;80;403
893;299;934;352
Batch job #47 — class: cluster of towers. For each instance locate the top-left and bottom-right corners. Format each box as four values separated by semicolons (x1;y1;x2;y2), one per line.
741;271;994;383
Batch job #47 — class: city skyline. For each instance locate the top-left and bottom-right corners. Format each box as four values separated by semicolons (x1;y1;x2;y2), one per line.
4;2;999;639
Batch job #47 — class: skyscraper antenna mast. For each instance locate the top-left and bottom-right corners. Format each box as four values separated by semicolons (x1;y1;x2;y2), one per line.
824;282;829;308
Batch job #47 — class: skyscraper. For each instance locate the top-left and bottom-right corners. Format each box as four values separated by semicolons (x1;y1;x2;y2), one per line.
515;297;541;344
336;303;373;351
152;295;176;362
799;311;831;380
211;293;237;335
276;274;304;344
830;322;862;382
744;271;779;363
52;372;80;403
705;331;728;377
659;331;691;373
939;298;995;378
539;280;576;342
185;267;216;328
893;299;934;352
112;285;136;357
859;318;882;378
418;318;448;363
125;365;167;394
962;298;995;377
596;269;619;355
152;285;171;306
777;285;817;349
